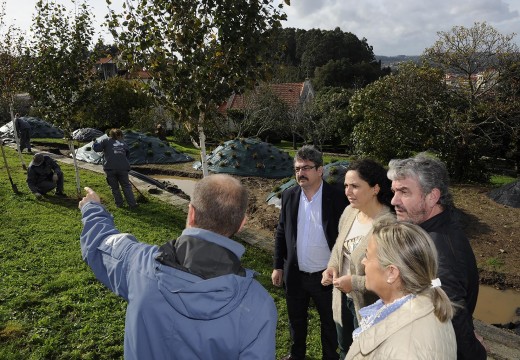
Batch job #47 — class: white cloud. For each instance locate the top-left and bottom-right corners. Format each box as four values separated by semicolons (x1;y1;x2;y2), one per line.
3;0;520;55
283;0;520;55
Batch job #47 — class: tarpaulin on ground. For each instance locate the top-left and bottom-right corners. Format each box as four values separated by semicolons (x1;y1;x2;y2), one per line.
488;180;520;208
193;138;294;179
74;130;193;165
266;160;350;207
72;128;104;142
0;117;64;139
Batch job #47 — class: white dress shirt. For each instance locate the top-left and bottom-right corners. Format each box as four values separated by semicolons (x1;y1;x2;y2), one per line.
296;182;331;273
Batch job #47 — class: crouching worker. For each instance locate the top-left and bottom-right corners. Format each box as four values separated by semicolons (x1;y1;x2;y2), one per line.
78;174;278;360
27;153;65;199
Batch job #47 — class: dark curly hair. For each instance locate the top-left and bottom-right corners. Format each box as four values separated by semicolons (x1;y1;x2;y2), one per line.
347;159;393;208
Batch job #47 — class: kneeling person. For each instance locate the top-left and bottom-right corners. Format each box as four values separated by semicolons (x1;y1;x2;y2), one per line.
27;153;65;198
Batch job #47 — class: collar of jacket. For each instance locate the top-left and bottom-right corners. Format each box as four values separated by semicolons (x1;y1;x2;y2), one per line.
419;207;458;233
155;229;246;280
357;295;433;355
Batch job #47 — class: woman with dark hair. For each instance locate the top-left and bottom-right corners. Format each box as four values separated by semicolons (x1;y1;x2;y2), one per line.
322;159;394;359
346;217;456;359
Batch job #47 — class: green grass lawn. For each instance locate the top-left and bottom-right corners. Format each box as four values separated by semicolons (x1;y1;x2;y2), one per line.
0;145;325;359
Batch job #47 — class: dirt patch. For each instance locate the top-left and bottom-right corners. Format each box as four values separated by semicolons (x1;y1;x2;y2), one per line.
452;185;520;290
37;143;520;289
135;163;520;289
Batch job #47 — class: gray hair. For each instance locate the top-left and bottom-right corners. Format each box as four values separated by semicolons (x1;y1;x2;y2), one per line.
387;153;453;208
294;145;323;167
372;215;454;322
190;174;248;237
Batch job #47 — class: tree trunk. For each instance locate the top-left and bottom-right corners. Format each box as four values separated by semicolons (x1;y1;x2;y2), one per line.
9;104;27;170
198;112;209;177
513;128;520;178
68;139;82;198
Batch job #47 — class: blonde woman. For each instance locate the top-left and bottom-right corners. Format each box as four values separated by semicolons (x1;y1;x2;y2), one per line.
346;217;456;359
322;159;393;359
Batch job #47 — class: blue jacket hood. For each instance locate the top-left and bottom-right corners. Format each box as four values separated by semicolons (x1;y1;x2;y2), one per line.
156;263;256;320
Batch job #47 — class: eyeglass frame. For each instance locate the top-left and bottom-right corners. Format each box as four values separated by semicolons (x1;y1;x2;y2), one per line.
294;165;318;173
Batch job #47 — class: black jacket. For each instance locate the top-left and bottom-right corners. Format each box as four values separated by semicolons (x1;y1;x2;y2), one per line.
420;208;486;360
26;156;62;193
273;181;348;294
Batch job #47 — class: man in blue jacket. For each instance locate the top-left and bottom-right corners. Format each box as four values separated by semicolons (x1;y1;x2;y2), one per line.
79;174;277;360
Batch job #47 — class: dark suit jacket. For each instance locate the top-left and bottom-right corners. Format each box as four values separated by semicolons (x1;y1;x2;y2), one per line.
273;181;348;294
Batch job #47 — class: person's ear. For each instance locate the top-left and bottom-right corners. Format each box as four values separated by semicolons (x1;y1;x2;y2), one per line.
237;216;247;233
386;265;400;284
427;188;441;207
187;204;196;227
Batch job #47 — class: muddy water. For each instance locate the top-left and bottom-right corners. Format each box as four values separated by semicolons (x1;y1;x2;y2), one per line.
151;175;520;326
474;285;520;324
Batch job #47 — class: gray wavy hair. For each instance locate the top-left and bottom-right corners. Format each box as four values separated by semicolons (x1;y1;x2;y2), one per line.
387;153;453;208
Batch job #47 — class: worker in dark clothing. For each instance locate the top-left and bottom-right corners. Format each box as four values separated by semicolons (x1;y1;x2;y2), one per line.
14;115;32;153
93;128;137;208
27;153;65;199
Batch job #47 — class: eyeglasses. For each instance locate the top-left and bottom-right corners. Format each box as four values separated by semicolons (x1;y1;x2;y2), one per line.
294;165;317;173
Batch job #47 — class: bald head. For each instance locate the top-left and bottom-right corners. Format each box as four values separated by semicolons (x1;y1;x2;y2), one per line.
190;174;248;237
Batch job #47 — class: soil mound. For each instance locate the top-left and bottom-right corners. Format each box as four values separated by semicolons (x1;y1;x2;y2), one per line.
74;130;193;165
72;128;104;142
0;117;64;139
488;180;520;208
193;138;293;178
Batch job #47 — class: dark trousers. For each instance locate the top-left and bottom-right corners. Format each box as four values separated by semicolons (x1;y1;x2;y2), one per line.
18;129;31;152
35;173;64;194
105;169;136;207
336;293;357;360
286;271;338;360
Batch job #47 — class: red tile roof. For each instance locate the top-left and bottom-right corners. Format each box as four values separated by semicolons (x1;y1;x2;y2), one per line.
96;57;113;64
126;70;153;80
219;82;306;114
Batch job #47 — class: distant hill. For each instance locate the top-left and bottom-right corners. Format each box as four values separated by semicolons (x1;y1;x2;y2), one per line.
375;55;422;69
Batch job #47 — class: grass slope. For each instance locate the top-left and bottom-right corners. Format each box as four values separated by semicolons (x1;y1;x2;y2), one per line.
0;146;324;359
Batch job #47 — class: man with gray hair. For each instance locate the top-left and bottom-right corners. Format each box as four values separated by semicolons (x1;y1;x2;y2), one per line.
79;174;277;359
387;153;487;360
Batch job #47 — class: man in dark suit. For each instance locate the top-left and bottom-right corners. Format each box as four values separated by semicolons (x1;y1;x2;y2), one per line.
272;145;348;360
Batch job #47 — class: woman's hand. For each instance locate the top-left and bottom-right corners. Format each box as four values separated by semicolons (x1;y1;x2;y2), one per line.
321;267;336;286
333;274;353;293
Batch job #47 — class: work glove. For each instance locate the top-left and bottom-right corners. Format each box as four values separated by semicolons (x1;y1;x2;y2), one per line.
52;174;59;183
34;192;43;199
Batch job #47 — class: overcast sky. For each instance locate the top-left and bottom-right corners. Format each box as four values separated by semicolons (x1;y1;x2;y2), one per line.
3;0;520;56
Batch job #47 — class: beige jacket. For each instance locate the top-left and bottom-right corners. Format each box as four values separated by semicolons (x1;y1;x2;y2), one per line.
346;295;457;359
328;205;392;325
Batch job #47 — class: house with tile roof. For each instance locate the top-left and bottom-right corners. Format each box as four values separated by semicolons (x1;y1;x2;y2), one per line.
95;57;118;80
216;80;315;140
218;79;315;116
